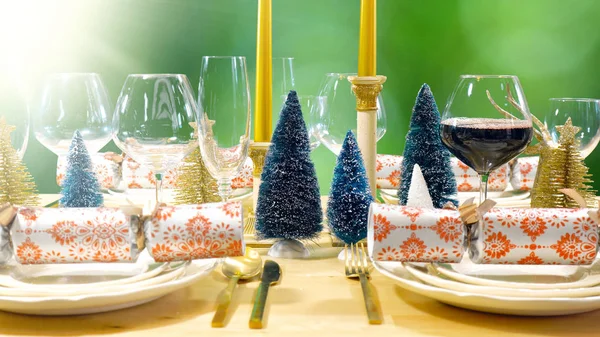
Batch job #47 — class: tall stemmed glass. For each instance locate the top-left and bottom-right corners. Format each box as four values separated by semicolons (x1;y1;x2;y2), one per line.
278;94;324;151
113;74;197;203
197;56;251;201
441;75;533;202
35;73;112;157
272;57;296;129
545;98;600;158
0;98;29;160
317;72;386;155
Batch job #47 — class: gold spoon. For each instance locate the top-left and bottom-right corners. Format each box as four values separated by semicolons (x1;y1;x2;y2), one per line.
211;248;262;327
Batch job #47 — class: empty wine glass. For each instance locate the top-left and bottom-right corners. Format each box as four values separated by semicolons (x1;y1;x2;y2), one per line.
113;74;197;202
273;57;296;96
197;56;251;201
35;73;112;156
0;95;29;160
545;98;600;158
441;75;533;202
272;57;296;129
278;94;324;151
317;72;386;155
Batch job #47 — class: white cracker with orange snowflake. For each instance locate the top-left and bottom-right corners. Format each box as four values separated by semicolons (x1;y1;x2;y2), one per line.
144;202;245;262
470;207;599;265
367;203;465;263
11;207;139;264
56;153;121;190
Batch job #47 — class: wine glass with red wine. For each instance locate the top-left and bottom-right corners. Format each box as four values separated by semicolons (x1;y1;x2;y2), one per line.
441;75;533;202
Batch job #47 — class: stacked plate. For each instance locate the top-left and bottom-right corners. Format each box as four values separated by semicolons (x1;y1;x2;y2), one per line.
0;252;217;315
374;256;600;316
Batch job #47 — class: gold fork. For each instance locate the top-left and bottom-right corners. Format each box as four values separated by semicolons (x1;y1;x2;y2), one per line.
344;242;383;325
244;212;256;235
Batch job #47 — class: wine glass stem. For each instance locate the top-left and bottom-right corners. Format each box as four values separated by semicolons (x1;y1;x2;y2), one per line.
479;173;489;204
218;178;232;202
155;173;163;204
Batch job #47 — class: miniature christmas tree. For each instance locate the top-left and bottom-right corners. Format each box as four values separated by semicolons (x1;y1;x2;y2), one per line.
60;130;103;207
256;90;322;241
531;118;596;208
174;148;220;205
175;122;220;205
0;118;38;205
399;84;458;208
327;130;373;244
406;164;434;209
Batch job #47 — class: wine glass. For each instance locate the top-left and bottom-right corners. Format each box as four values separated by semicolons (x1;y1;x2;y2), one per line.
273;57;296;96
272;57;296;129
0;96;29;160
317;72;386;155
545;98;600;158
113;74;197;202
441;75;533;202
197;56;251;201
278;94;324;151
35;73;112;156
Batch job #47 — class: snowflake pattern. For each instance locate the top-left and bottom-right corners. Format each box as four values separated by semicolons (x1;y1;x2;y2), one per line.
12;208;133;264
147;203;244;262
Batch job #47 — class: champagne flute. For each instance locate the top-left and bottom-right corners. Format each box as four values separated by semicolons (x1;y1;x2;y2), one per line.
197;56;251;201
35;73;112;156
317;72;386;155
441;75;533;202
113;74;197;203
545;98;600;158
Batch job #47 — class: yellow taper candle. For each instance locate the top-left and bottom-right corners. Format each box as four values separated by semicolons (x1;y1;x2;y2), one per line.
254;0;273;142
358;0;376;76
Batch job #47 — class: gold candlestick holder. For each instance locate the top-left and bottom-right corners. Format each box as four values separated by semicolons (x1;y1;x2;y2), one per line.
348;75;387;197
245;141;271;234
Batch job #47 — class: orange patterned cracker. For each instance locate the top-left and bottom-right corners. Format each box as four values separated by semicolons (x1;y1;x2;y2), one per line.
11;207;141;264
56;153;121;190
368;203;466;263
144;202;245;262
510;156;539;191
122;155;254;190
469;208;599;265
375;154;508;191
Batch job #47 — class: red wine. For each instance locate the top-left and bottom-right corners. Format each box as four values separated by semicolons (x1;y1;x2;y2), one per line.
441;118;533;174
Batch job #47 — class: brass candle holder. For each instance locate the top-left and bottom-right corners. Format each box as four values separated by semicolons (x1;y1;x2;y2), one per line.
245;141;271;234
348;75;387;197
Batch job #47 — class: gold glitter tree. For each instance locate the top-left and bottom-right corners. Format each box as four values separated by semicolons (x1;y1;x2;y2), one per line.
531;118;596;208
0;118;38;206
174;122;220;205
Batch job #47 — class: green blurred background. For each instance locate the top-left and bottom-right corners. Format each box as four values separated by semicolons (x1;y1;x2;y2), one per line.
1;0;600;194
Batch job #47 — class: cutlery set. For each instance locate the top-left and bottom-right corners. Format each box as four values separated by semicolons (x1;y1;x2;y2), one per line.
213;246;382;329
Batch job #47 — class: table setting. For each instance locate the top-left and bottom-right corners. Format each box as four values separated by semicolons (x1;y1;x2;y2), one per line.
4;0;600;336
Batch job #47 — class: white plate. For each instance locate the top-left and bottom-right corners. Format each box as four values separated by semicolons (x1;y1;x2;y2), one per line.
405;263;600;298
3;252;167;290
0;259;218;315
374;260;600;316
433;257;600;290
0;262;187;297
379;189;530;207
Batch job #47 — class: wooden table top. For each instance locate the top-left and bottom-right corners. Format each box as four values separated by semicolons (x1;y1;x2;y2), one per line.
6;194;598;336
0;255;599;337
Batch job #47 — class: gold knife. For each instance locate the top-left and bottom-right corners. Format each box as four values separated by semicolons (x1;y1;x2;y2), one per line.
249;260;281;329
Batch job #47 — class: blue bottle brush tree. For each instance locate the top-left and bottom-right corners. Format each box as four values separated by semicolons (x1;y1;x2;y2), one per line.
327;130;373;244
399;84;458;208
256;91;322;242
60;130;104;207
